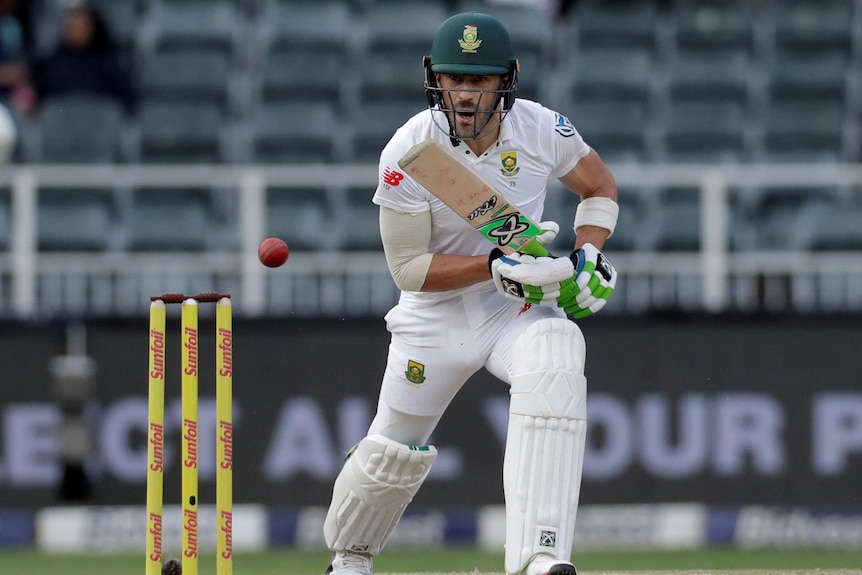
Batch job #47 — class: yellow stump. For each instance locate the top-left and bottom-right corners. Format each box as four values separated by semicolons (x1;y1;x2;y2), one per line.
181;299;200;575
146;300;166;575
216;297;233;575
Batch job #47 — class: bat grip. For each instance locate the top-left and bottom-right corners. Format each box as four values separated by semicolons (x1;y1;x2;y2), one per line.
519;239;549;258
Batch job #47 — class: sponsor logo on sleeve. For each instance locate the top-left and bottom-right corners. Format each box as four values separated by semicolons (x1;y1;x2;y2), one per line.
554;113;575;137
382;168;405;187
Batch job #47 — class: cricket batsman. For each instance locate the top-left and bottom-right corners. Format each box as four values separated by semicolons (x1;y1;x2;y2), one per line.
323;12;618;575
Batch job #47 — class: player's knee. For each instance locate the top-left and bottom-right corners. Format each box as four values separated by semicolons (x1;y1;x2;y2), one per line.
512;317;586;376
510;318;587;420
348;435;437;505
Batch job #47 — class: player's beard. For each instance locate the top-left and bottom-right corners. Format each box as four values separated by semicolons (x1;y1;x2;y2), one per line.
444;93;502;141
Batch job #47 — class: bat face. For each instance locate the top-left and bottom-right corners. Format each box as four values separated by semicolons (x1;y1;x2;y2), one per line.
398;139;548;257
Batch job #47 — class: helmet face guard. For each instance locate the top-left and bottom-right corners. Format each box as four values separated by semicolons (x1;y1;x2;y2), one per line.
423;12;519;141
424;57;518;141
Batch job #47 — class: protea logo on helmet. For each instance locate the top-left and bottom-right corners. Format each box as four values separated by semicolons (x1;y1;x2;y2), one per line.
458;25;482;53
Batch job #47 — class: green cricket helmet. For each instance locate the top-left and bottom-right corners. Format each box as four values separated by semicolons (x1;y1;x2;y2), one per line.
424;12;520;140
427;12;517;76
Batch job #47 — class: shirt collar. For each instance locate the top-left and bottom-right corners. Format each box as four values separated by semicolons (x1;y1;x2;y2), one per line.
498;111;514;145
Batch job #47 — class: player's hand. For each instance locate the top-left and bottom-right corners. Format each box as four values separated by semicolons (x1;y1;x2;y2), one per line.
557;243;617;318
489;250;577;307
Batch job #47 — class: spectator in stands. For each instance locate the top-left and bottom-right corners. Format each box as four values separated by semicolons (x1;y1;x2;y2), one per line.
31;2;136;115
0;0;35;113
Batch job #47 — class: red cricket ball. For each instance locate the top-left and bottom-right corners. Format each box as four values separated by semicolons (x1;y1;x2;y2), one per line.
258;237;289;268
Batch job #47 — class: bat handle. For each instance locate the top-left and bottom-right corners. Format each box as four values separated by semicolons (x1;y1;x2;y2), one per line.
519;239;549;258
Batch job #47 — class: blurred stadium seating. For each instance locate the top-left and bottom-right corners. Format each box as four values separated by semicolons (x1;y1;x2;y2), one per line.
2;0;862;318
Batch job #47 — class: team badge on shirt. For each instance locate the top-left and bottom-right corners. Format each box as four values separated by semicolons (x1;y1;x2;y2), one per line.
405;359;426;384
500;152;520;177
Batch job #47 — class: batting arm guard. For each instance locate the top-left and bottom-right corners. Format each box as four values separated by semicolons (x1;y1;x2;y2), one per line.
379;206;434;292
324;434;437;556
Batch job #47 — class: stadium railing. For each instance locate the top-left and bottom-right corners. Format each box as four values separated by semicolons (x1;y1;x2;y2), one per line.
1;162;861;319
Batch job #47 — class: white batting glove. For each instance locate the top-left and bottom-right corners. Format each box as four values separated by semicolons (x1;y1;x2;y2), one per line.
557;243;617;318
490;251;577;306
488;221;570;305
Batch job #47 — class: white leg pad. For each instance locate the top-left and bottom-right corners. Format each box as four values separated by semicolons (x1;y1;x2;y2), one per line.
504;318;587;574
324;434;437;556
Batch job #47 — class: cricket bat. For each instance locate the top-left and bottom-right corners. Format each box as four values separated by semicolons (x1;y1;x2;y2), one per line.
398;139;549;257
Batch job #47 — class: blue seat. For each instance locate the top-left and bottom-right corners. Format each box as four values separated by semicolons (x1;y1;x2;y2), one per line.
266;187;335;250
127;189;214;251
796;200;862;250
39;95;125;163
250;100;337;163
768;49;848;102
662;99;746;163
145;0;242;55
358;51;426;103
773;1;853;52
644;191;703;252
350;100;425;163
569;47;653;100
260;49;343;105
137;100;226;164
673;1;756;50
573;1;658;50
668;48;750;102
258;0;352;52
567;98;648;162
38;188;116;251
141;49;232;108
761;100;845;162
752;189;843;249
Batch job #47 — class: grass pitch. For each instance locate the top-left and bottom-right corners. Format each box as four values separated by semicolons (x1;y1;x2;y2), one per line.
0;547;861;575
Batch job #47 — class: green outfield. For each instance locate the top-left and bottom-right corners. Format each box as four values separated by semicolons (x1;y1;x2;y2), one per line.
1;547;862;575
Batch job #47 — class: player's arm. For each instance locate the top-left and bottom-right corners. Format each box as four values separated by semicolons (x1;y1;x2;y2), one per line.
551;147;619;317
423;253;491;291
379;206;488;292
557;147;618;251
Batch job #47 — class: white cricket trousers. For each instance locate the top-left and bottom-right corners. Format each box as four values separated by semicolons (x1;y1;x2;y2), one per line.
368;285;566;445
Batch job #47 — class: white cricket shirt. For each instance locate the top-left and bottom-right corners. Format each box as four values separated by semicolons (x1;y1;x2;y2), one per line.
372;98;590;305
